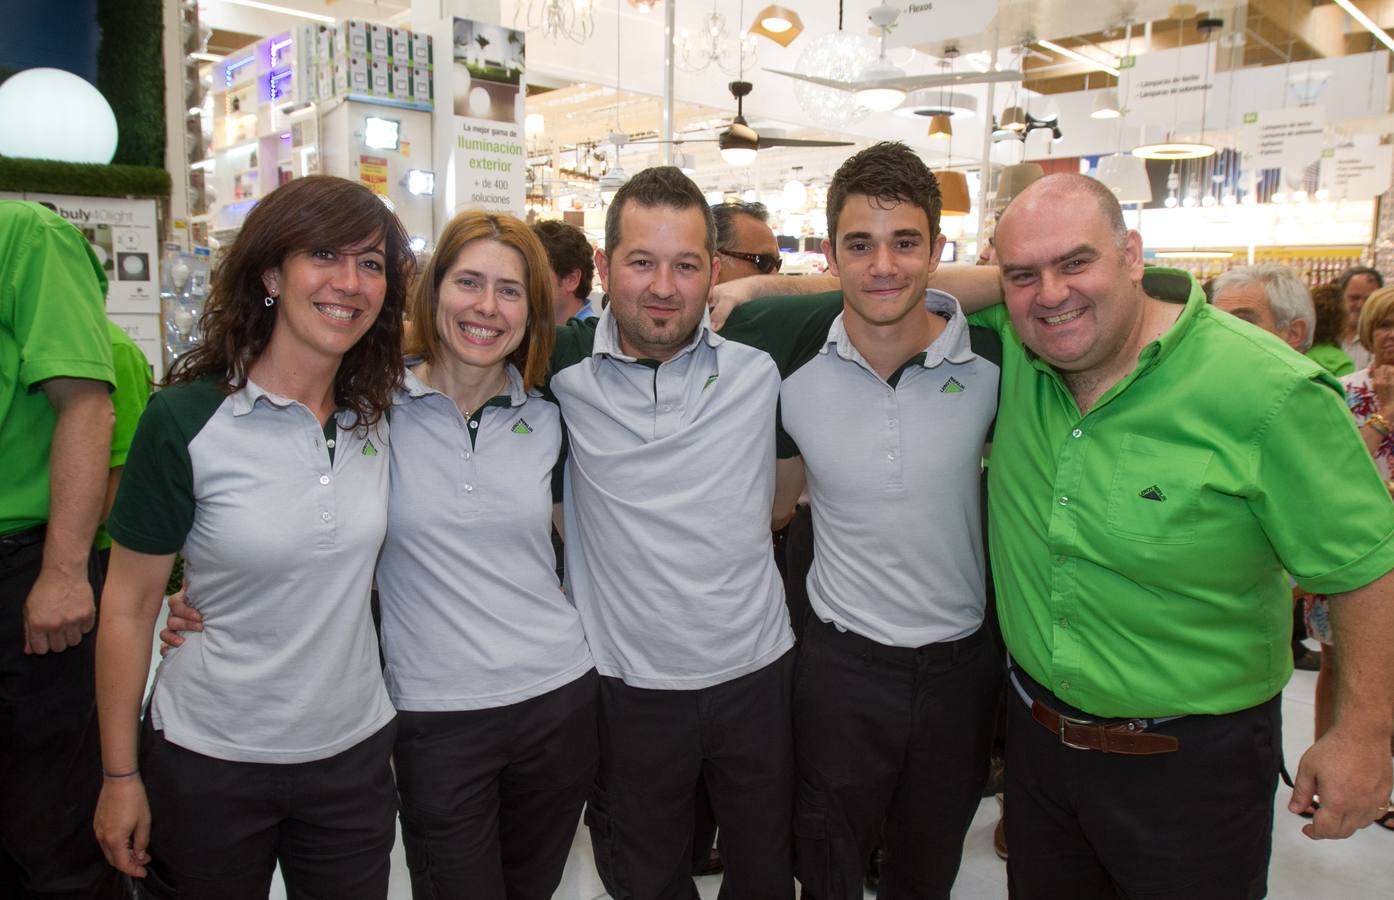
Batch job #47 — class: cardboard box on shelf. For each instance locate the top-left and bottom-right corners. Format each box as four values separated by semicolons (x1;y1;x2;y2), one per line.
411;32;431;66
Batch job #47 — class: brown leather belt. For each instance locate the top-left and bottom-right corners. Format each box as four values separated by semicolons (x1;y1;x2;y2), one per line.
1029;700;1180;755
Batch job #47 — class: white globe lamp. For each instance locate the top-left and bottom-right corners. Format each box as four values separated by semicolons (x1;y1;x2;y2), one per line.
0;68;118;163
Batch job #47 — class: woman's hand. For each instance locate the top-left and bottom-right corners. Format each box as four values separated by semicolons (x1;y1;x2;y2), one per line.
93;776;152;877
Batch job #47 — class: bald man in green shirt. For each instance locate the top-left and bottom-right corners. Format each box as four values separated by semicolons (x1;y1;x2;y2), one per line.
982;174;1394;899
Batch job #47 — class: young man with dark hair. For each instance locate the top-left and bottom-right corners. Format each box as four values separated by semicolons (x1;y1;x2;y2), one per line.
531;219;597;323
549;166;796;900
721;141;1003;899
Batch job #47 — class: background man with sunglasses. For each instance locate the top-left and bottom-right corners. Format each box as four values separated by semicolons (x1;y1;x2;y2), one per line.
713;202;784;280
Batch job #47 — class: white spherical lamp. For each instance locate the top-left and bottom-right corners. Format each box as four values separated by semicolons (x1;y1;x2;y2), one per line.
0;68;118;163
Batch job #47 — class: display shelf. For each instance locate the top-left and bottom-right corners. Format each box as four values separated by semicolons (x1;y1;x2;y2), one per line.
343;92;434;113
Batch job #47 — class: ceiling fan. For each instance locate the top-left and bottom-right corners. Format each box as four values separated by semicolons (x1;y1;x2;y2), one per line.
764;2;1021;108
716;80;855;162
625;80;854;165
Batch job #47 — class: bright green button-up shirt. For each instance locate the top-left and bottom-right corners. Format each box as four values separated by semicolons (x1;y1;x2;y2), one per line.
973;267;1394;718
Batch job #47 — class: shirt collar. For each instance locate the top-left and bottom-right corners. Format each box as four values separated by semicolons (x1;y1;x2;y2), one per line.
822;288;975;369
591;302;723;363
230;378;296;416
397;360;530;408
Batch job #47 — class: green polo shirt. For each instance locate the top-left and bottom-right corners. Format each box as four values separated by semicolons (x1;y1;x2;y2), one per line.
1306;342;1355;378
974;267;1394;718
0;201;115;534
94;321;153;551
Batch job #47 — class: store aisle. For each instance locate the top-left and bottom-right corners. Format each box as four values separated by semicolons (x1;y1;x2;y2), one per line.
231;654;1385;899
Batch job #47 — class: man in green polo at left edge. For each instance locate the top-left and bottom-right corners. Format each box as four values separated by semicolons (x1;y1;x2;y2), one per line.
984;173;1394;900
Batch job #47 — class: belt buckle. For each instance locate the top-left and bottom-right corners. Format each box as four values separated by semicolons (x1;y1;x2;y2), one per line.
1056;712;1095;750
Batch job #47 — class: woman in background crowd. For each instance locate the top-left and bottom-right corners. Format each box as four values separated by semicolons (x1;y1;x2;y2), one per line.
1307;283;1354;377
1304;283;1394;832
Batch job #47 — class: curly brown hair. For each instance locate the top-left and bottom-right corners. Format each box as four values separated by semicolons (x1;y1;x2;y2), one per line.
826;142;942;247
167;176;414;425
1309;283;1348;348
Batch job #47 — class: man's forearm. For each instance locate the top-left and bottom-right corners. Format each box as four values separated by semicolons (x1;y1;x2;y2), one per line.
1328;573;1394;739
43;383;113;572
931;264;1003;313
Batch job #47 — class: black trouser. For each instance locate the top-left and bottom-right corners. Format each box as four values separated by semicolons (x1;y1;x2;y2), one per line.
394;670;599;900
140;716;398;899
0;528;115;899
1005;670;1281;900
587;650;795;900
793;618;1000;900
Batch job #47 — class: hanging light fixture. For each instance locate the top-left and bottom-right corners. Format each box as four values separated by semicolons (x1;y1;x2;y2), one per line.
750;5;802;46
518;0;595;44
996;163;1045;208
627;0;660;12
852;3;907;112
676;1;758;73
999;106;1028;132
1091;89;1121;119
925;48;958;142
935;169;971;216
1134;17;1219;160
790;2;876;127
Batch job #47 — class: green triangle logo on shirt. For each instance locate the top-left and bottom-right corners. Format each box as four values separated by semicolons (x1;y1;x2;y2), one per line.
1138;484;1166;502
511;418;533;435
941;377;965;394
703;374;719;391
361;441;379;457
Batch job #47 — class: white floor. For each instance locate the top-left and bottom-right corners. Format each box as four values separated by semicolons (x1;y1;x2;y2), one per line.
145;624;1381;899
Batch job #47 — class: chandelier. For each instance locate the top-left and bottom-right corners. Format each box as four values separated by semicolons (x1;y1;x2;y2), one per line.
676;4;757;73
518;0;595;44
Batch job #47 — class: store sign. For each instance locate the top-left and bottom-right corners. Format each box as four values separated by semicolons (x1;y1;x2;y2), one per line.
1125;45;1215;130
1324;143;1393;201
1245;107;1326;169
25;193;160;315
451;17;525;214
359;155;389;196
887;0;998;47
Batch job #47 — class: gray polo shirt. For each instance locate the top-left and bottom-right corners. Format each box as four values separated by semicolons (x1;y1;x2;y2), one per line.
376;363;592;711
721;290;1001;648
108;378;396;763
550;309;793;689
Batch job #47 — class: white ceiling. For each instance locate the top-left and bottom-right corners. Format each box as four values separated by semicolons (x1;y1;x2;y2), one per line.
195;0;1392;191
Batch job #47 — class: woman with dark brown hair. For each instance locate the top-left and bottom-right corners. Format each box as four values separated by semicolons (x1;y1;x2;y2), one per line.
379;210;595;900
1308;282;1355;377
92;175;414;897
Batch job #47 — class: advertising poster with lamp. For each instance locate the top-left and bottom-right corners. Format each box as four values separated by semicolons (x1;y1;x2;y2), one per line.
452;17;526;213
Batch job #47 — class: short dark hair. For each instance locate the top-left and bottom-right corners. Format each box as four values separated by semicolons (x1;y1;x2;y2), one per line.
1340;266;1384;291
826;142;941;247
711;201;769;251
605;166;714;258
168;175;413;426
532;219;594;300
